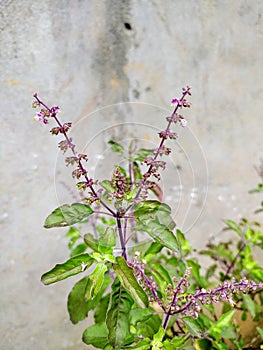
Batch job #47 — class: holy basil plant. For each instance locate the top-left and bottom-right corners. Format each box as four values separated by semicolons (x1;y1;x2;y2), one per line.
33;87;263;349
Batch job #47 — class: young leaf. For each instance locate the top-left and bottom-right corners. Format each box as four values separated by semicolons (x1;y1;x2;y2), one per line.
98;227;116;254
44;203;93;228
41;253;94;285
134;148;154;162
106;280;133;348
108;140;124;154
124;339;151;349
85;263;108;300
113;256;149;308
70;243;87;257
84;233;99;252
100;180;115;193
186;259;208;288
151;327;164;349
82;322;109;349
134;200;171;217
136;220;178;252
224;220;242;235
65;226;81;249
67;275;110;324
170;334;194;348
149;263;173;292
133;161;142;181
145;242;163;259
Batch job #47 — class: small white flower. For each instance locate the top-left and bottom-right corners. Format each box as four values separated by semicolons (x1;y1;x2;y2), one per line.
180;118;187;127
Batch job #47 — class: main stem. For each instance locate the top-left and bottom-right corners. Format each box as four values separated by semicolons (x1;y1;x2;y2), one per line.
116;213;127;260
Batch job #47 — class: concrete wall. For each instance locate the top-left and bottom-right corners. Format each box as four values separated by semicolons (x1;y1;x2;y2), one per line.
1;1;262;349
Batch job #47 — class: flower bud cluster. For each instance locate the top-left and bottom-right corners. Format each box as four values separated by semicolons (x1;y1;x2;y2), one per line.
129;252;263;322
33;94;61;124
108;167;131;201
138;86;191;193
158;129;178;140
50;122;72;135
153;146;171;156
129;252;165;311
171;277;263;319
32;93;101;206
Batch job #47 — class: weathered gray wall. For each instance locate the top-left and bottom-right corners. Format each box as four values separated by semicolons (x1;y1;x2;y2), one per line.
1;1;262;349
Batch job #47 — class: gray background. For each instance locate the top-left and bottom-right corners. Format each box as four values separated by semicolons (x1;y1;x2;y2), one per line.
1;1;262;349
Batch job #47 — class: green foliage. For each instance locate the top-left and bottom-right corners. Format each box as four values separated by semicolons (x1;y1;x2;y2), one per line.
36;91;263;350
44;203;93;228
82;323;109;348
113;256;149;308
68;275;110;324
41;253;94;285
106;280;134;348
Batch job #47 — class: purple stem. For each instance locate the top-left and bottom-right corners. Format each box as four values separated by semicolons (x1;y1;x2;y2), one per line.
116;214;127;260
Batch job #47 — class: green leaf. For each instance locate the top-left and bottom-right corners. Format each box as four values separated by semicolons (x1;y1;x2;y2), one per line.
194;338;213;350
145;242;163;260
130;308;155;324
183;317;204;337
134;148;154;162
70;243;87;257
44;203;93;228
82;322;109;348
108;140;124;154
149;263;173;292
177;229;192;254
67;275;110;324
106;280;133;348
100;180;115;193
124;339;151;349
215;309;235;328
205;264;217;280
134;200;171;217
132;161;142;181
186;259;208;288
151;327;164;349
65;226;81;249
168;334;193;348
212;341;229;350
256;326;263;340
136;314;162;338
224;220;242;235
249;183;263;193
41;253;94;285
113;256;149;308
94;294;110;324
98;227;116;254
198;313;213;329
136;220;178;252
209;310;235;339
85;263;108;300
84;233;99;252
242;294;259;319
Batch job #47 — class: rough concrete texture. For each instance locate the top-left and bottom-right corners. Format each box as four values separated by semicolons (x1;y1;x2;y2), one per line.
0;0;262;349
